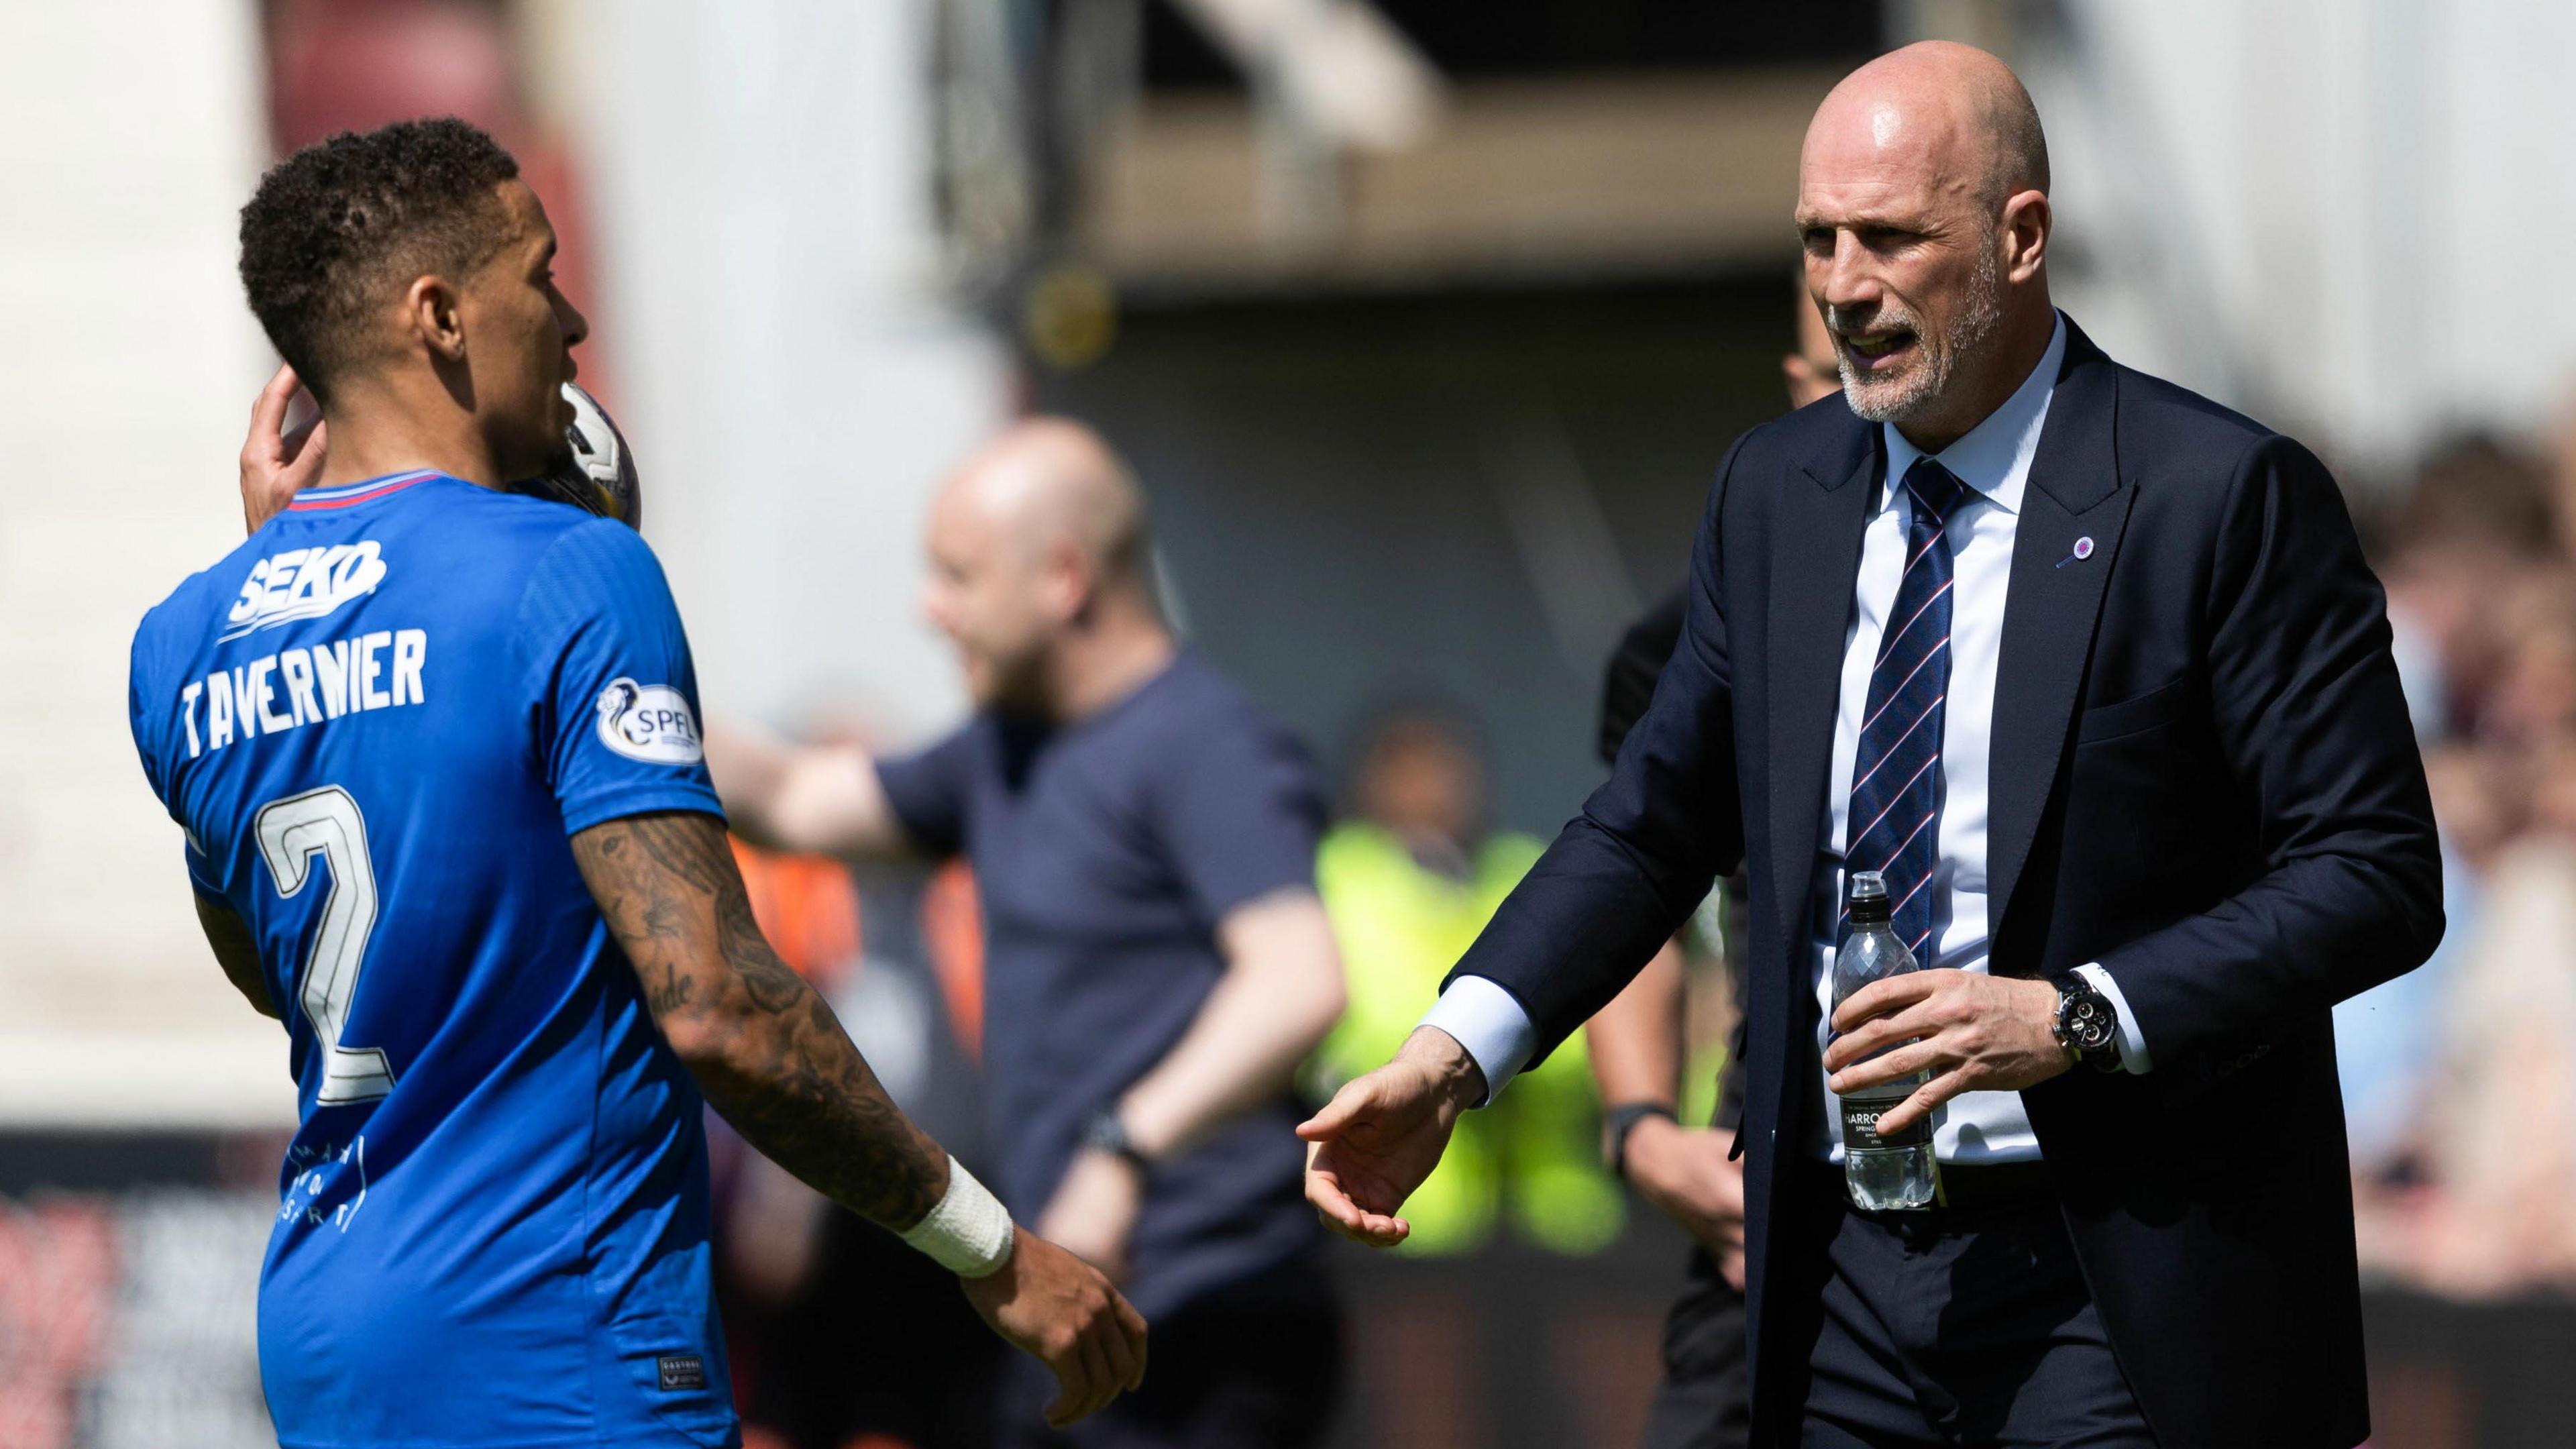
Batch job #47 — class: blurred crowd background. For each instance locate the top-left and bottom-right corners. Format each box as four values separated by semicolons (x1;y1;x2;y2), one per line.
8;1;2576;1445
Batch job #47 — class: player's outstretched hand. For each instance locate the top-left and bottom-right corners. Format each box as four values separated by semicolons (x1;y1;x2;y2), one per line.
961;1226;1148;1429
242;362;326;533
1297;1026;1485;1248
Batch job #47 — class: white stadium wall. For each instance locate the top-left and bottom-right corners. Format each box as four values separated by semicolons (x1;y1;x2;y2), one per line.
2017;0;2576;472
0;2;293;1129
573;0;1004;743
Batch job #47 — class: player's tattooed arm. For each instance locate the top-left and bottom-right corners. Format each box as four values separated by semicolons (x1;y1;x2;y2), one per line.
193;892;280;1019
571;809;951;1230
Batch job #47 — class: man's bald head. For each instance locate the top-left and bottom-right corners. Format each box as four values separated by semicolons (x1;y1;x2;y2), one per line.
1796;42;2059;445
1808;42;2047;209
941;417;1152;590
923;418;1161;712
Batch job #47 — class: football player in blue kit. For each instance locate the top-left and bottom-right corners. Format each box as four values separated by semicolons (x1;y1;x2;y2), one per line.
129;118;1145;1449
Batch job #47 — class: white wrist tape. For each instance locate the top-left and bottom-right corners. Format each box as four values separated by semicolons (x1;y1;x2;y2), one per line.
900;1156;1016;1278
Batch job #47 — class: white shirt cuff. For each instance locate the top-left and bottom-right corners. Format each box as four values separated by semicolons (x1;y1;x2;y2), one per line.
2072;963;2152;1073
1417;975;1538;1106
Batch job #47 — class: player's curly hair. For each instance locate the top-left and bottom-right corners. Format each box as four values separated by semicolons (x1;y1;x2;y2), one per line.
238;117;521;402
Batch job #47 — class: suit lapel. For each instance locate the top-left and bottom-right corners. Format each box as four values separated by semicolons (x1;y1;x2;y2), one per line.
1765;426;1879;971
1985;325;2133;951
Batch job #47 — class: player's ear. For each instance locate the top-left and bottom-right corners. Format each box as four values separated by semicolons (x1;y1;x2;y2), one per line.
405;273;469;365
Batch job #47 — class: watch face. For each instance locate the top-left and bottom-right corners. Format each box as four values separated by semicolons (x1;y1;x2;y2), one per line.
2070;996;2115;1051
2059;984;2116;1053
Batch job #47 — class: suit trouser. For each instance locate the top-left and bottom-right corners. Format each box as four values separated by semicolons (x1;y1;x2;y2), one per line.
1770;1161;2156;1449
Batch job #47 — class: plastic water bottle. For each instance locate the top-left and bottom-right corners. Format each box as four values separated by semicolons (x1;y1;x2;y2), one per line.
1833;871;1939;1210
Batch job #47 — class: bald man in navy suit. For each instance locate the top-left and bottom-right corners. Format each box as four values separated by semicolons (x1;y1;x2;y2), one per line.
1301;42;2438;1449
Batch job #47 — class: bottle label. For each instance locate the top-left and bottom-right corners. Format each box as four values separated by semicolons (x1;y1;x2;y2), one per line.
1839;1094;1931;1152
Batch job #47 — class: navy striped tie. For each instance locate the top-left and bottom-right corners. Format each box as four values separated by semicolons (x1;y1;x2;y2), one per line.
1844;456;1970;958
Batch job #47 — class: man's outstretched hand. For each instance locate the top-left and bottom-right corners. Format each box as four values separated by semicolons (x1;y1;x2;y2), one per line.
1297;1026;1486;1247
959;1226;1148;1429
241;362;325;533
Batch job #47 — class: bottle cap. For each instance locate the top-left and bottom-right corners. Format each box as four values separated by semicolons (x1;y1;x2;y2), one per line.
1847;869;1891;924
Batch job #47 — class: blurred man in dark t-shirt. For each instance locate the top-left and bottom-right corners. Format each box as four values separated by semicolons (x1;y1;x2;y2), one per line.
710;419;1349;1448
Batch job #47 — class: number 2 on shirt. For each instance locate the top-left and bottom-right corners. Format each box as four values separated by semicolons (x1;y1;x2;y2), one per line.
254;785;397;1105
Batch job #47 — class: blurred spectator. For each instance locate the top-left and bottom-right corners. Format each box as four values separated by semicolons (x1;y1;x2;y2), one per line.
2479;572;2576;746
2341;422;2576;1300
2373;434;2563;743
710;420;1347;1449
2336;749;2493;1181
2404;796;2576;1296
1311;706;1625;1256
1780;270;1846;412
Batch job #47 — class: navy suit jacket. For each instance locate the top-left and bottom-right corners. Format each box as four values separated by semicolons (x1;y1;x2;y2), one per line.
1448;320;2440;1448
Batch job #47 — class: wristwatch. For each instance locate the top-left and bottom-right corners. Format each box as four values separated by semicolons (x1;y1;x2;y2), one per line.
2051;973;2123;1073
1603;1102;1677;1181
1081;1106;1152;1173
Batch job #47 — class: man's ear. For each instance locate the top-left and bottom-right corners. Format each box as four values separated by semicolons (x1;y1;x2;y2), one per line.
1041;539;1097;626
2001;190;2052;285
403;273;468;364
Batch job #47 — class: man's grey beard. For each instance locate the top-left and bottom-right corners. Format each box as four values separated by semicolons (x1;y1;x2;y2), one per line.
1836;244;2006;424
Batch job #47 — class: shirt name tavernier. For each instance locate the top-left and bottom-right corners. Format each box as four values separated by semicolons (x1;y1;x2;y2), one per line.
176;540;428;759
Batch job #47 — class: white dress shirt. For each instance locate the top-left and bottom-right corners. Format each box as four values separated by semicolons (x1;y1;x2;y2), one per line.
1424;315;2151;1163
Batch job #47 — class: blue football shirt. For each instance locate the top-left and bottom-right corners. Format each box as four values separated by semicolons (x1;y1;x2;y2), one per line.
127;471;737;1448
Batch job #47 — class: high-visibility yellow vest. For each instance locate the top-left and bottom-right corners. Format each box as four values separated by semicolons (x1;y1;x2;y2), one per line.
1311;823;1625;1257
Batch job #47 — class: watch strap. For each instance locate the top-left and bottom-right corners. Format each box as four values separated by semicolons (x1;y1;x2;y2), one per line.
1081;1107;1152;1171
1603;1102;1677;1180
